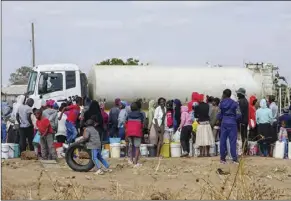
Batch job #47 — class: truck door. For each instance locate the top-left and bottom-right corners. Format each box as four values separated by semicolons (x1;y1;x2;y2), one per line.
65;71;81;99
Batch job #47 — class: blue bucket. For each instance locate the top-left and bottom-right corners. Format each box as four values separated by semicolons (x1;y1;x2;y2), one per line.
109;138;121;144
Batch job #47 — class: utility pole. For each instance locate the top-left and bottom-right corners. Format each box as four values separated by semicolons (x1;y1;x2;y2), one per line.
31;22;35;67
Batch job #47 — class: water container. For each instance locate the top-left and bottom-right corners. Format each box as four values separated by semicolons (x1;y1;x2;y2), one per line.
1;144;9;159
248;141;258;156
6;143;16;158
109;138;121;144
120;144;126;157
110;143;121;158
161;143;170;158
189;139;193;157
288;142;291;159
163;131;171;144
101;149;110;159
215;141;220;155
210;144;216;156
140;144;148;157
170;143;181;157
148;144;157;157
193;144;200;157
273;141;285;159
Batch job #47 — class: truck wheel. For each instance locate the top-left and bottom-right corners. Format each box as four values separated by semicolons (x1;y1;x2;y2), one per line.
65;142;95;172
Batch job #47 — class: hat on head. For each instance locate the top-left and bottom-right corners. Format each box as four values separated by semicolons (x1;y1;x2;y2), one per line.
236;88;246;96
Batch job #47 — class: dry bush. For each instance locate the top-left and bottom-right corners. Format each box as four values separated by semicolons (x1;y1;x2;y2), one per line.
21;151;38;160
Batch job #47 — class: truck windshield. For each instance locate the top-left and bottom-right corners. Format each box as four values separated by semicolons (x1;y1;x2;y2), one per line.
27;71;37;95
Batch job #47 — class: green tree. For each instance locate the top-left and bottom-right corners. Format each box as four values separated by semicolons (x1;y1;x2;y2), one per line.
96;58;149;66
9;66;32;85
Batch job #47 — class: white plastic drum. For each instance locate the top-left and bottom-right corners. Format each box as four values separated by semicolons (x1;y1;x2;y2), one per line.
273;141;285;159
288;142;291;159
1;144;9;159
170;143;181;157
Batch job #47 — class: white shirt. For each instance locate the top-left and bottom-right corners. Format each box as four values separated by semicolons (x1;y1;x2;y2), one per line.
152;106;166;127
55;111;67;137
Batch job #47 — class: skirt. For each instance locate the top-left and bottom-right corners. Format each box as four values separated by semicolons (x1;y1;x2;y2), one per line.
196;121;215;146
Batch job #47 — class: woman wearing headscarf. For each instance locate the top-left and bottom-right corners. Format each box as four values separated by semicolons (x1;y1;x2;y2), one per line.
195;94;214;157
173;99;182;132
10;95;26;143
256;99;274;157
84;100;104;141
118;101;128;140
148;100;156;132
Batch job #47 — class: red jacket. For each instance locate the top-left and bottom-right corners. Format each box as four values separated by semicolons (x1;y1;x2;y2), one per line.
248;95;257;128
125;111;144;138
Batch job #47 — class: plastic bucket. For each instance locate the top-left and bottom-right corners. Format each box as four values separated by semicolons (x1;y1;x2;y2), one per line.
6;143;16;158
1;144;9;159
120;144;126;157
147;144;156;157
109;138;121;144
170;143;181;157
140;144;148;157
110;143;121;158
161;143;170;158
102;149;110;159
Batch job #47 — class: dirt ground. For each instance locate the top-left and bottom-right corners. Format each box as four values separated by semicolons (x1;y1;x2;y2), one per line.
2;157;291;200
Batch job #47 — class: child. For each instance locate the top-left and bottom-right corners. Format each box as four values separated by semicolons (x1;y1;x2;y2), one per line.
35;109;57;160
83;119;112;175
55;103;67;143
278;121;289;159
125;102;144;167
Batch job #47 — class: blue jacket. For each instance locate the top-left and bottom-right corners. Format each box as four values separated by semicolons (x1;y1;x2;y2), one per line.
217;98;241;125
256;99;272;124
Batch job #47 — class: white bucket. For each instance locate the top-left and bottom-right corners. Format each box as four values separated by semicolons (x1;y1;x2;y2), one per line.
193;144;200;157
5;143;15;158
1;144;9;159
210;144;216;156
273;141;285;159
110;143;121;158
170;143;181;157
288;142;291;159
140;144;148;156
102;149;110;159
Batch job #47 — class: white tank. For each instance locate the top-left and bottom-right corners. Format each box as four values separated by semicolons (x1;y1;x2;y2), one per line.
88;65;266;103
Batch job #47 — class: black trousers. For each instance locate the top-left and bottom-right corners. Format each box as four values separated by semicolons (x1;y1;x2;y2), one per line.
240;123;248;153
180;125;193;153
19;126;34;153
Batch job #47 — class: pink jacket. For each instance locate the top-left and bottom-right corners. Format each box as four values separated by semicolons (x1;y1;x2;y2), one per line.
179;106;193;128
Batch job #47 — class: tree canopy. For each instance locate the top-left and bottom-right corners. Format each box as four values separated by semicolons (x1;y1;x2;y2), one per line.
96;58;149;66
9;66;32;85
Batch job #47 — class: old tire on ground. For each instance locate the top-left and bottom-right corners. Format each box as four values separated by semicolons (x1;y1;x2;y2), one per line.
65;142;94;172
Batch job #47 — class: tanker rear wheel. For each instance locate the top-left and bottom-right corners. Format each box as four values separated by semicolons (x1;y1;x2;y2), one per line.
65;143;95;172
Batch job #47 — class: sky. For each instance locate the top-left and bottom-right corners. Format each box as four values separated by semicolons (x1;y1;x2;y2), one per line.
2;1;291;85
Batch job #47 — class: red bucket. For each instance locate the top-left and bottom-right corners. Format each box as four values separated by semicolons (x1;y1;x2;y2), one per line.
53;142;63;149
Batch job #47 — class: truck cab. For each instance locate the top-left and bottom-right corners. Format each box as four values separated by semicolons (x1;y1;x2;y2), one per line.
26;64;88;109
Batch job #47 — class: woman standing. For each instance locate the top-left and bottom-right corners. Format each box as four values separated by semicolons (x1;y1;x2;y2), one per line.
195;95;214;157
179;106;193;157
100;103;109;142
149;97;166;157
84;100;104;141
256;99;274;157
173;99;182;132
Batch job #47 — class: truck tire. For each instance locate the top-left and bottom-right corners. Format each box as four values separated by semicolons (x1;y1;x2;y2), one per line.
65;142;95;172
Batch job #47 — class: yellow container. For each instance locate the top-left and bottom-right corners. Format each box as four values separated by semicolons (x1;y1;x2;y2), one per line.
104;144;110;150
160;143;170;158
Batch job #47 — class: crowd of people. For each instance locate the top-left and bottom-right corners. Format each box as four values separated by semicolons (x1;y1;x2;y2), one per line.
2;87;291;174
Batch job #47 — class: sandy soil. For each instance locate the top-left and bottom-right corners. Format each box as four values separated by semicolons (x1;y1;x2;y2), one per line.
2;157;291;200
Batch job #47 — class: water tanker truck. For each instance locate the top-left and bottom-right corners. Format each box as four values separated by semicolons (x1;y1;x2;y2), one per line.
26;63;281;109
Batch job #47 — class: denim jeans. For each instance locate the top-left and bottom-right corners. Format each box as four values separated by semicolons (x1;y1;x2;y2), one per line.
66;121;77;143
91;149;109;169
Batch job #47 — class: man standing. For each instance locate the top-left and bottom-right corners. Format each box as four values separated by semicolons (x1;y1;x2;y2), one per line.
17;98;34;153
236;88;249;154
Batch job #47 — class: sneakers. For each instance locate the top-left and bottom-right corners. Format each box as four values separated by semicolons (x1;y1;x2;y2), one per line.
133;163;142;168
128;159;134;165
94;169;104;175
181;152;189;157
103;168;113;173
232;160;239;165
220;160;227;164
